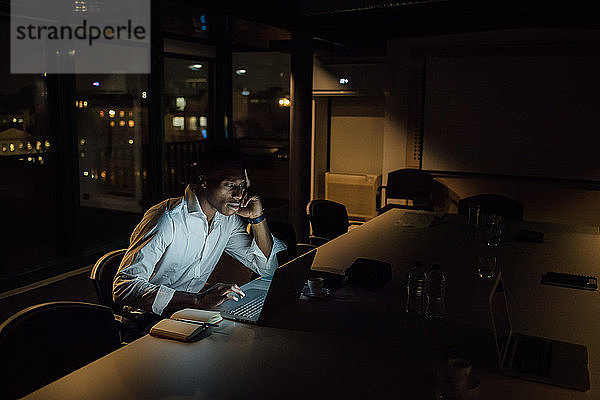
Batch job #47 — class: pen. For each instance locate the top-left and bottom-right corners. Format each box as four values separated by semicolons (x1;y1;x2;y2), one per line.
174;318;220;327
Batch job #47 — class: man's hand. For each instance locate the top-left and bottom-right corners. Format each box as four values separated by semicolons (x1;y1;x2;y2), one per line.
197;283;245;309
236;193;263;219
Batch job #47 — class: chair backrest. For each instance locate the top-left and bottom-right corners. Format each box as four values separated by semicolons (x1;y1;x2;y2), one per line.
90;249;127;312
385;169;433;201
457;194;524;220
307;199;350;240
266;219;298;265
0;301;121;399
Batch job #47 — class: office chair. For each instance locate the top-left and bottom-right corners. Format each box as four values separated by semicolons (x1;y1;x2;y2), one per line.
90;249;156;341
247;219;317;281
296;243;317;257
457;194;524;220
0;301;122;399
378;169;434;213
266;219;298;265
268;219;317;259
90;248;127;313
306;199;352;246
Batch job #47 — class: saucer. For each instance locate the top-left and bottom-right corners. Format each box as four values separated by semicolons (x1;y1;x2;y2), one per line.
303;288;331;298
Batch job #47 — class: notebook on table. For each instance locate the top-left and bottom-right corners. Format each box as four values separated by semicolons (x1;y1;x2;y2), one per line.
489;272;590;391
219;249;317;324
149;309;222;342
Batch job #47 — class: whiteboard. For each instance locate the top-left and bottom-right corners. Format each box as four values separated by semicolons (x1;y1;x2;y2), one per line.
422;55;600;181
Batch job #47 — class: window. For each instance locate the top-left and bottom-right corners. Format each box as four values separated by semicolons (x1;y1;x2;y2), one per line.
75;74;150;249
0;19;58;277
232;51;290;211
163;56;211;196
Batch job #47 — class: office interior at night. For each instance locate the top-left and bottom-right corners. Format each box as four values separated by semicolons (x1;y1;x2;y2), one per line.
1;0;599;398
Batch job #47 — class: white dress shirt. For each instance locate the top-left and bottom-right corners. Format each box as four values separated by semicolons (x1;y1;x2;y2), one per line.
113;185;286;315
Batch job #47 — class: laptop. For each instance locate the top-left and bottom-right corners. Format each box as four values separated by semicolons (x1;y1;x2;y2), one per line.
489;272;590;391
219;249;317;324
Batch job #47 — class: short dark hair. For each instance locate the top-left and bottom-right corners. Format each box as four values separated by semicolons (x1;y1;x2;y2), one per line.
197;146;245;182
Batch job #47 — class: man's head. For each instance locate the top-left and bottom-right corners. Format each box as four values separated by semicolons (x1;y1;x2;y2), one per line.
195;148;248;217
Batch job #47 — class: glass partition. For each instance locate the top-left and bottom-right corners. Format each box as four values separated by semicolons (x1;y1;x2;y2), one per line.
75;74;150;249
163;56;211;196
232;51;290;216
0;19;58;279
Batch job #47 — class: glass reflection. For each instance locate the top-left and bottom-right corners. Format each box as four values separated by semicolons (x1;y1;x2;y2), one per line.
0;19;57;275
163;56;210;196
75;74;149;248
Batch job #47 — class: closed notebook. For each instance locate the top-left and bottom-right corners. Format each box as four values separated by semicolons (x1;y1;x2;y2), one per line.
149;308;223;342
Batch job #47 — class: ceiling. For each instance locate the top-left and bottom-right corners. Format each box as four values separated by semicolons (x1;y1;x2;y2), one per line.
301;0;600;40
212;0;600;58
3;0;597;57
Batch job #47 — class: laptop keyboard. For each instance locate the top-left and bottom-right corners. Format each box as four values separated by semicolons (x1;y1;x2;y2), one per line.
512;336;553;377
228;294;266;319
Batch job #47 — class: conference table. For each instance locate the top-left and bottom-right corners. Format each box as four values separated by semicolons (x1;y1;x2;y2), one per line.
24;209;600;399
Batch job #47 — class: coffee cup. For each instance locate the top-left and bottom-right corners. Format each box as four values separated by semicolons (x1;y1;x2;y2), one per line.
307;277;324;295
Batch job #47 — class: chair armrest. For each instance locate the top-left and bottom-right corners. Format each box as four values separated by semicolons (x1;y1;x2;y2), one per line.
113;314;139;344
308;236;330;246
377;185;387;207
117;307;161;342
296;243;317;256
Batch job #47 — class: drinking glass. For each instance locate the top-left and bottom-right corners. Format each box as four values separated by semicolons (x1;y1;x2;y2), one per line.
476;255;497;279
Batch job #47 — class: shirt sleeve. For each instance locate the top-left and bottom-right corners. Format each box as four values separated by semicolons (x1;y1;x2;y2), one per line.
224;216;287;278
113;211;175;315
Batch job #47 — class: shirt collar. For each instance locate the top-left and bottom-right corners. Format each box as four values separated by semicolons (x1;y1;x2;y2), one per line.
184;185;202;214
184;185;224;222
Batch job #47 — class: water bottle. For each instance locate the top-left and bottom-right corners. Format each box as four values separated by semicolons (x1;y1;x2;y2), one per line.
405;261;427;315
467;200;481;239
425;264;446;319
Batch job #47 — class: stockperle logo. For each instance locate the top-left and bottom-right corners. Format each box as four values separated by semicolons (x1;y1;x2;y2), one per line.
11;0;150;74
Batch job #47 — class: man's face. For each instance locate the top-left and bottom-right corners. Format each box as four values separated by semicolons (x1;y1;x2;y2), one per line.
203;167;248;216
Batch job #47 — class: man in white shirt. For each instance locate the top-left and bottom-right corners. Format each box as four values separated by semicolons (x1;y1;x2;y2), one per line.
113;152;286;317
